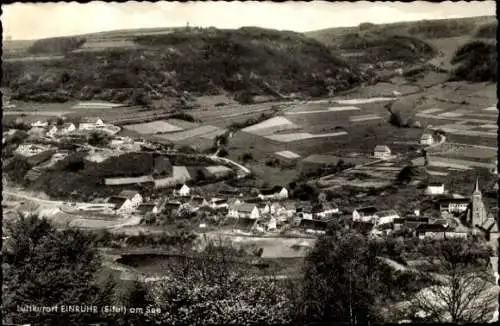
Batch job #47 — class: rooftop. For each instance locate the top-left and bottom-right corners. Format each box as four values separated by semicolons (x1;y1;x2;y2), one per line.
107;196;127;208
118;190;140;200
374;145;391;152
355;206;377;216
238;203;258;213
376;210;399;218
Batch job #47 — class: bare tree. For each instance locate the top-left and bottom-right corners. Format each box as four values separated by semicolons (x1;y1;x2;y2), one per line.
410;239;496;323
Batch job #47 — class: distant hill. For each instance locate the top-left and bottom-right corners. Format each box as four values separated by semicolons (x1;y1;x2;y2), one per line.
306;16;496;66
2;27;364;104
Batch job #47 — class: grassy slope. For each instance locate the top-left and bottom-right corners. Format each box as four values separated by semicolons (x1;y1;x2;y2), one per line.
2;27;364;104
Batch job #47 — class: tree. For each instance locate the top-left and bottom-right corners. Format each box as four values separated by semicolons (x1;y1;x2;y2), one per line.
409;238;496;323
87;130;111;147
2;215;117;325
295;228;390;324
148;241;293;325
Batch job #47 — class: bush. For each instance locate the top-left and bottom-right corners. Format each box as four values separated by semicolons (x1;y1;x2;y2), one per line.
87;130;111;147
170;112;196;122
450;40;497;82
28;36;86;54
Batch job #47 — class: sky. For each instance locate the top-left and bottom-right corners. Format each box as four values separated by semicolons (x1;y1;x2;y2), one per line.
2;1;496;40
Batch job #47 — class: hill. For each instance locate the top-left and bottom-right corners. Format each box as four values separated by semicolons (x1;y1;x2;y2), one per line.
2;27;365;105
306;16;496;67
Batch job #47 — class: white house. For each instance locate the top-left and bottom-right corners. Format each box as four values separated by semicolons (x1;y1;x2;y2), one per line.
267;217;277;232
374;210;400;226
46;126;58;137
31;120;48;128
107;196;134;213
425;183;445;195
258;202;272;215
173;184;190;197
58;123;76;135
439;198;469;213
79;118;105;130
374;145;392;160
270;202;285;216
227;203;260;219
258;186;289;200
210;198;228;210
117;190;143;208
314;203;340;218
420;133;434;146
353;206;378;223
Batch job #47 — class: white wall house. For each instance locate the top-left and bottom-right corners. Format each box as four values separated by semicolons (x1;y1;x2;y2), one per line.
58;123;76;135
425;183;445;195
352;207;378;223
258;187;289;200
210;198;228;210
31;121;48;128
374;210;400;226
47;126;58;137
420;133;434;146
117;190;143;208
173;184;190;197
228;203;260;219
79;118;105;131
374;145;391;160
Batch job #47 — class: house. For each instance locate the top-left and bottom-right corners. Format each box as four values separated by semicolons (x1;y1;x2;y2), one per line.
416;224;448;239
258;186;288;200
163;200;182;213
420;133;434;146
439;198;470;213
46;126;58;137
282;202;297;217
297;206;313;220
211;198;228;210
190;196;210;207
267;217;278;232
173;184;190;197
374;210;400;226
257;202;271;215
298;219;327;235
425;183;445;195
79;118;105;130
313;203;340;219
31;120;48;128
227;203;260;219
117;190;143;208
352;206;378;223
58;123;76;135
107;196;131;212
136;203;160;215
270;202;285;216
374;145;391;159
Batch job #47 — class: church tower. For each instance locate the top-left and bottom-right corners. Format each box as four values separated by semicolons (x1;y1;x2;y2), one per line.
471;178;488;227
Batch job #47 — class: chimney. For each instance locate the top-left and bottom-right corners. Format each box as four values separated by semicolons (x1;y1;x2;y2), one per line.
414;209;420;217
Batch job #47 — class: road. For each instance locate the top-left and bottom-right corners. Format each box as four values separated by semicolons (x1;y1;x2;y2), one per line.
2;190;63;207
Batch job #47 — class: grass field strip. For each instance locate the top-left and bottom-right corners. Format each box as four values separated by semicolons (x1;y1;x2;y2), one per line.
428;126;497;138
333;97;396;105
429;156;494;169
265;131;348;142
416;113;493;124
348;114;382;122
124;121;184;134
420;108;444;114
285;106;360;115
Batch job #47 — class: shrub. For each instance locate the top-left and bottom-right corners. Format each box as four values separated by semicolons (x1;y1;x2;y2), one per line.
450;40;497;82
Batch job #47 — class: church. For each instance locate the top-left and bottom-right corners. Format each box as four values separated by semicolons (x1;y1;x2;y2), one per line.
465;179;498;248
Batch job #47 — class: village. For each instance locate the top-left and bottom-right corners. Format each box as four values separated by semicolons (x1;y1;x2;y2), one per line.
3;105;498;253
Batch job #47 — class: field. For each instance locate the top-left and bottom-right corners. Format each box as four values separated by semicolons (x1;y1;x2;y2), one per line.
124;121;183;134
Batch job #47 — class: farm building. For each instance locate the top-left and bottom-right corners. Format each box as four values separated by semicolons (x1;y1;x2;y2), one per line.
374;210;400;226
420;133;434;146
258;186;288;200
257;202;271;215
416;224;448;240
31;120;48;128
425;183;445;195
173;184;190;197
107;196;132;213
352;206;377;223
298;219;327;235
313;203;339;219
136;203;160;215
211;198;229;210
439;198;470;213
14;144;50;157
117;190;143;208
190;196;209;207
47;126;58;137
58;123;76;135
163;200;183;213
274;150;301;165
227;203;260;219
374;145;392;160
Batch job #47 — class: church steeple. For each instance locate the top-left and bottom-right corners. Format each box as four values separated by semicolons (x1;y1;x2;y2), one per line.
473;178;481;196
